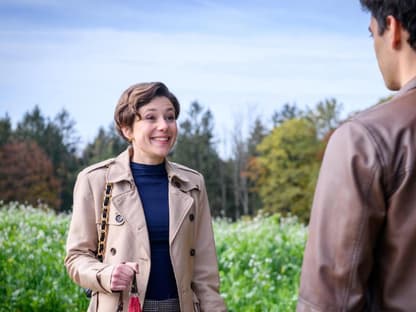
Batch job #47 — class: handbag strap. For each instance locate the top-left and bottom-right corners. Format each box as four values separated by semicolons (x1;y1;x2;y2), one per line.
97;182;113;262
94;181;136;312
84;181;113;299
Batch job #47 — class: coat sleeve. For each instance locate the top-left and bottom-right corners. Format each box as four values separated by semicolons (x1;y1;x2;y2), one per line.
297;121;386;311
64;170;114;294
192;175;227;312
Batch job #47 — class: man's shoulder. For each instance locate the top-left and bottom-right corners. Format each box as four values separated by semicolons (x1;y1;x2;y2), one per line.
328;90;416;166
351;89;416;126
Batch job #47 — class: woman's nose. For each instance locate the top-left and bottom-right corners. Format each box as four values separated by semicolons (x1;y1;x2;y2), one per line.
157;117;168;130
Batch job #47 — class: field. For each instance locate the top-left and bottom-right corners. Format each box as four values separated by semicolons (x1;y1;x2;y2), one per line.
0;202;306;311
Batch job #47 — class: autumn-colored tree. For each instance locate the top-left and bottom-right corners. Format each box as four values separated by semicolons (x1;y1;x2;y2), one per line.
239;117;268;217
0;140;61;210
254;118;320;223
14;106;81;211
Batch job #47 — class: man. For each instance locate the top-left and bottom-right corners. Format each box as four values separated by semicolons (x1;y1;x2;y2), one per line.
297;0;416;310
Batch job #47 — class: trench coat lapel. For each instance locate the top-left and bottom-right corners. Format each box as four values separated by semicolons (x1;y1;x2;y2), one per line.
106;148;151;258
166;161;196;245
104;149;196;258
168;183;194;245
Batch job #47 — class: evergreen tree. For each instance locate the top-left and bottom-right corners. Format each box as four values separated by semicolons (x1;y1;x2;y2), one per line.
171;101;224;217
82;124;127;166
0;115;12;146
272;102;302;127
306;98;343;139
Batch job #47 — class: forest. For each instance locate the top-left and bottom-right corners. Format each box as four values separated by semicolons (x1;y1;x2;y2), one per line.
0;97;373;223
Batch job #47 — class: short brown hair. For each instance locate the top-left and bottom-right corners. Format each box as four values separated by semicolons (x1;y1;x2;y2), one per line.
114;82;180;141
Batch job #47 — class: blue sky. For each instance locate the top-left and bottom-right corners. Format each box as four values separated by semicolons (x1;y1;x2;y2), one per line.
0;0;389;155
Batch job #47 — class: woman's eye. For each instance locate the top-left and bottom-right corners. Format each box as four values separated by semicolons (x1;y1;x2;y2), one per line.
165;115;175;122
145;115;156;121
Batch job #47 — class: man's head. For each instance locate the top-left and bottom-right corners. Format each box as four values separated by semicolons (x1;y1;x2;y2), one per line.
360;0;416;49
360;0;416;90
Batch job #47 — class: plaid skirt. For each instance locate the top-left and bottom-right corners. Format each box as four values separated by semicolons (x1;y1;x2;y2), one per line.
142;298;180;312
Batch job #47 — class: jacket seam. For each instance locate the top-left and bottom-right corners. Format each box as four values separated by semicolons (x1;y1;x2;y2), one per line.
343;163;377;309
341;120;382;309
351;119;386;169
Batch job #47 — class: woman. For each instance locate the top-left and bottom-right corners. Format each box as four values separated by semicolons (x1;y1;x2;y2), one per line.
65;82;226;312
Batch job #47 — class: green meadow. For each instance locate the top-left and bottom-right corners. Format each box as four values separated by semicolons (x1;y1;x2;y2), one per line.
0;202;306;312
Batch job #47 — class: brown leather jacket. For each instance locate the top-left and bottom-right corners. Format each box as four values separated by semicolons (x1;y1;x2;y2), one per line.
297;77;416;311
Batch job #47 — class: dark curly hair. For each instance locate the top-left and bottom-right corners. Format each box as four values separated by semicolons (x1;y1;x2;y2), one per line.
114;82;180;142
360;0;416;50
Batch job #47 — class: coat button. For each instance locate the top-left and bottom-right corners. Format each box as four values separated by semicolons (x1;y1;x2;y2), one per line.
110;247;116;255
189;213;195;221
115;214;124;223
190;248;196;256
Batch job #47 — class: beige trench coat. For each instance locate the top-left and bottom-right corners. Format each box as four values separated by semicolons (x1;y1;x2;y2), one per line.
65;148;226;312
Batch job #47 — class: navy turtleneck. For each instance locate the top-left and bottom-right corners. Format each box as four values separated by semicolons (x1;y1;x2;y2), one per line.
130;161;178;300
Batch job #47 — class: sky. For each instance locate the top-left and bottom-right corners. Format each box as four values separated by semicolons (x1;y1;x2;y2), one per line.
0;0;390;156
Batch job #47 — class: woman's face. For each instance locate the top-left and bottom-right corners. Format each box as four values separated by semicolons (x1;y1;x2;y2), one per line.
123;96;178;164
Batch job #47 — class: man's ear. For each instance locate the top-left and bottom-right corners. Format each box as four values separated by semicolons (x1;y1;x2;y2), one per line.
386;15;403;49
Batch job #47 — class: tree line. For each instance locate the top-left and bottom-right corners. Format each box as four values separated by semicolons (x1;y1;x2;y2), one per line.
0;97;379;223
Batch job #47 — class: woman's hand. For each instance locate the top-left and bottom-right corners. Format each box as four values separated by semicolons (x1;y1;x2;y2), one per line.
110;262;138;292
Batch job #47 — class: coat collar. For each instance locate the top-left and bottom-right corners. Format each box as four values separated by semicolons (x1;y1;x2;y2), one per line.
106;148;133;183
165;161;196;191
107;147;194;190
106;147;197;248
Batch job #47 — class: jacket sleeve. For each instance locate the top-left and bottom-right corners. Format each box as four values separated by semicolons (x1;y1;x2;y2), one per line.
64;170;114;294
192;175;227;312
297;121;386;311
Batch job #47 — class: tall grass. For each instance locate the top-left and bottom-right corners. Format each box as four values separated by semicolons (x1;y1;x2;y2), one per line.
0;202;89;311
0;203;306;311
215;215;306;311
